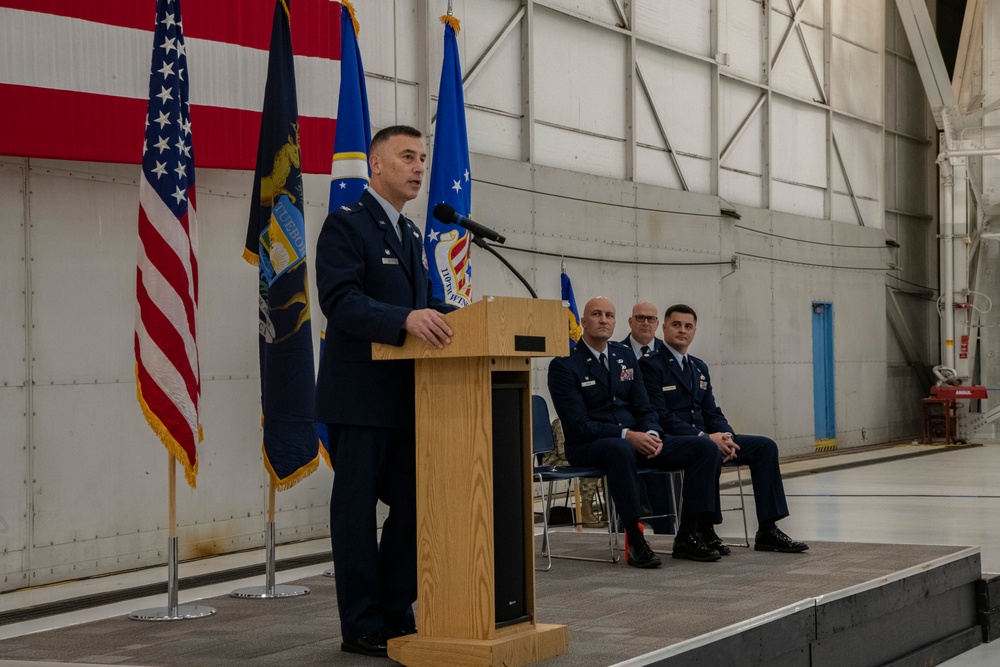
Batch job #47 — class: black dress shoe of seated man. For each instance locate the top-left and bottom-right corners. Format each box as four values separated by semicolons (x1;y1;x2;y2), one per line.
754;526;809;553
672;531;722;562
699;526;732;556
341;628;391;657
627;538;662;568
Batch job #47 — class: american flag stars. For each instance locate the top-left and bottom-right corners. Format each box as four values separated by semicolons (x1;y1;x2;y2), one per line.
142;0;194;219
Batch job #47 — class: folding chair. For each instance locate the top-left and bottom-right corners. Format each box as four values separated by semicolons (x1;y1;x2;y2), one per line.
531;395;619;571
637;463;749;548
721;462;750;547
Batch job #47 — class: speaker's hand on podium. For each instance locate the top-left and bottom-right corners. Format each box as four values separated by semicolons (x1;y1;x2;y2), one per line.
405;309;453;349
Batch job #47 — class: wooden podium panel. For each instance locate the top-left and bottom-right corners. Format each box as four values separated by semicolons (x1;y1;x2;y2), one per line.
373;297;568;667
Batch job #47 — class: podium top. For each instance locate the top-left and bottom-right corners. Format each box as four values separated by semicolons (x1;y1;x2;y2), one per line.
372;296;570;361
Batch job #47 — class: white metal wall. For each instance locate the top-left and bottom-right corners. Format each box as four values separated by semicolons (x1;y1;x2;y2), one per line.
0;0;937;592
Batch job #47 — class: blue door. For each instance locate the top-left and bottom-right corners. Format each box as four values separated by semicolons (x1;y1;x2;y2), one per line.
812;302;836;450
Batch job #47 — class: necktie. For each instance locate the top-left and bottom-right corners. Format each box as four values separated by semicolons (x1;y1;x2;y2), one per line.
599;352;608;370
640;345;650;357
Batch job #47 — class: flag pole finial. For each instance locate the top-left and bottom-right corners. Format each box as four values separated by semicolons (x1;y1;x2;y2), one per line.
447;1;454;17
342;0;360;36
440;13;460;33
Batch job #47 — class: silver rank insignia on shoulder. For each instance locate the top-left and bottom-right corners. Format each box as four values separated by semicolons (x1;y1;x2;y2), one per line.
340;205;351;212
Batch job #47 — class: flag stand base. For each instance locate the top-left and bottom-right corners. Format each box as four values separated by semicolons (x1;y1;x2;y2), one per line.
130;535;216;621
230;516;310;599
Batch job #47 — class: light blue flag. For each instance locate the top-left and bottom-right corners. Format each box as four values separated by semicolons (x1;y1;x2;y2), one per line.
561;266;582;350
317;1;372;468
424;16;472;308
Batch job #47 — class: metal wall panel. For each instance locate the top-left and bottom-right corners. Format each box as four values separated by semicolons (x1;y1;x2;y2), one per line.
534;123;626;180
0;387;28;588
831;37;882;121
720;169;764;208
463;22;521;118
770;14;826;102
772;97;828;187
719;78;765;175
0;160;28;590
537;0;619;26
534;7;626;138
636;146;686;190
636;45;713;160
834;0;882;48
719;0;765;84
635;0;712;58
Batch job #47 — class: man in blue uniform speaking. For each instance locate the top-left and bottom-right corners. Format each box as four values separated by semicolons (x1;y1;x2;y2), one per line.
640;304;808;554
315;125;455;657
547;296;724;567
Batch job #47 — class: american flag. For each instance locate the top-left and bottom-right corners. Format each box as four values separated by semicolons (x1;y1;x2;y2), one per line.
0;0;341;172
135;0;201;488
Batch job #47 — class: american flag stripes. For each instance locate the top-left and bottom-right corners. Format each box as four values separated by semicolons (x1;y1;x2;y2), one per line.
135;0;201;488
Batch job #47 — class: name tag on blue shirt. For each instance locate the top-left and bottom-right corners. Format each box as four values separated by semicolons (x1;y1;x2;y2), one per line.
581;380;596;387
662;385;677;392
382;257;399;265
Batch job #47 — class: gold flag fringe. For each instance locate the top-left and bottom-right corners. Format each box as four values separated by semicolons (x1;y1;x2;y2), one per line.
242;247;260;267
319;439;333;469
440;14;461;34
135;365;200;488
342;0;360;36
263;445;321;491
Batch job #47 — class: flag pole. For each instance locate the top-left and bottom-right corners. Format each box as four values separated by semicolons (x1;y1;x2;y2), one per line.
230;477;310;599
129;456;216;621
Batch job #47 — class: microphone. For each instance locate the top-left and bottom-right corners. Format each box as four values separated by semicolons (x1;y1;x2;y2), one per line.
432;203;507;245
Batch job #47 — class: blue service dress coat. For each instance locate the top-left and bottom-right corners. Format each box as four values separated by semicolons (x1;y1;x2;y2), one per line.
314;189;453;640
547;342;718;522
639;349;789;524
619;334;666;357
315;190;452;428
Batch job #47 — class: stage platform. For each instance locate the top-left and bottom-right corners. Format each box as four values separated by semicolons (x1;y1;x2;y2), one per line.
0;535;983;667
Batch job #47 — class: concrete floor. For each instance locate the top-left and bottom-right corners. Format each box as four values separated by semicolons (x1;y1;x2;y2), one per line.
1;442;998;665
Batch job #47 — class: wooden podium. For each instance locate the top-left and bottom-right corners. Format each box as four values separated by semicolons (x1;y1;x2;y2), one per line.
373;296;569;667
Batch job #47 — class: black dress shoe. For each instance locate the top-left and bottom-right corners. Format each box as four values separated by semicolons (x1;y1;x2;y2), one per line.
672;531;722;562
699;526;732;556
754;526;809;553
627;538;663;568
341;628;390;657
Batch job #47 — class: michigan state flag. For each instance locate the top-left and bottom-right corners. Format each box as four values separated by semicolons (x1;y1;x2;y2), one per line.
243;0;319;490
317;0;372;467
424;15;472;308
